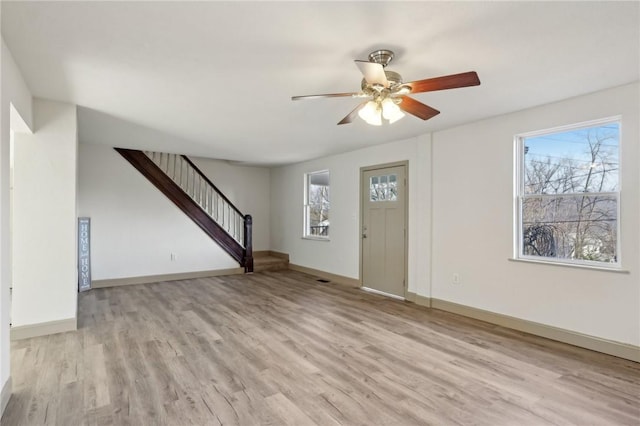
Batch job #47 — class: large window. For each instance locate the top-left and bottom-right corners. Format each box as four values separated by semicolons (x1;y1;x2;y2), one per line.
304;170;330;239
515;118;620;267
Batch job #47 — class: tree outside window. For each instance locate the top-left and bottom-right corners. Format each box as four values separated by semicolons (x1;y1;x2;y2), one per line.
304;171;330;238
517;119;620;266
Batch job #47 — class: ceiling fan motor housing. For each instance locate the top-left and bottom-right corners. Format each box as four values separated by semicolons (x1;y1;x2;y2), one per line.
361;70;403;91
368;49;394;67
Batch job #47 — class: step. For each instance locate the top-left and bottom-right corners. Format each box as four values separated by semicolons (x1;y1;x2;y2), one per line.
253;255;289;272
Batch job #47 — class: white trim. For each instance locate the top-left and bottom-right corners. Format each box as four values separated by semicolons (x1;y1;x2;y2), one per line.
1;377;11;417
516;115;622;138
361;287;405;301
303;169;330;239
521;191;619;199
513;131;523;260
508;257;629;273
514;117;622;268
301;236;330;242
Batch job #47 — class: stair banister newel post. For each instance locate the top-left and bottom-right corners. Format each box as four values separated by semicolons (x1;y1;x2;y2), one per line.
244;214;253;273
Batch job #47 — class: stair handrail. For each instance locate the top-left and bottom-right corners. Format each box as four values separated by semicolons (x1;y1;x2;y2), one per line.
179;155;244;218
178;155;253;272
118;148;254;272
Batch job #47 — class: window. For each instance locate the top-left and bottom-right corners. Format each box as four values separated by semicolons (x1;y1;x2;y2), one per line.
515;118;620;267
304;170;330;238
369;173;397;201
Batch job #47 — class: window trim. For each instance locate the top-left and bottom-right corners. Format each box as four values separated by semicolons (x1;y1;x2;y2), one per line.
303;170;330;240
513;116;622;269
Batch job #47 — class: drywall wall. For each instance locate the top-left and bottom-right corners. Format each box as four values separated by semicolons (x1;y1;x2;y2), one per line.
1;40;32;132
77;107;223;160
271;83;638;347
77;144;271;280
270;134;432;294
431;83;639;346
0;37;33;415
190;157;270;251
12;99;78;328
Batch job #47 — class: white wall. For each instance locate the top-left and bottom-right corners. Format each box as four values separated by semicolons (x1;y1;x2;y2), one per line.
431;83;639;346
190;157;270;251
77;144;270;280
270;135;431;294
12;99;78;328
0;37;33;414
270;82;639;347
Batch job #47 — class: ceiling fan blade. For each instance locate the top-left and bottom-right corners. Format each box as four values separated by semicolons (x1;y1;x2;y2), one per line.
355;60;389;87
337;102;367;125
399;96;440;121
292;92;361;101
406;71;480;94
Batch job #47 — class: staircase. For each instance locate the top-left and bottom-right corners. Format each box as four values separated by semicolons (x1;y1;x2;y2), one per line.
253;252;289;272
115;148;253;272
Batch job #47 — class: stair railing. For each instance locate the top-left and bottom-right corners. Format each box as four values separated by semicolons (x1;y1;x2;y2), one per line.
143;151;252;271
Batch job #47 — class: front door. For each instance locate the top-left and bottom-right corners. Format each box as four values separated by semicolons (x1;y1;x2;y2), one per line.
361;164;407;298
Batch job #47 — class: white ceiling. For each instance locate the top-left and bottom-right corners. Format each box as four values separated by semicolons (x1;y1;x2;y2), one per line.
2;1;639;165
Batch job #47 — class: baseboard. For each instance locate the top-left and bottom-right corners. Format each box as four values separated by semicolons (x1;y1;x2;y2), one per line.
1;377;11;418
91;267;244;288
288;263;360;288
11;317;77;341
431;298;640;363
406;291;432;307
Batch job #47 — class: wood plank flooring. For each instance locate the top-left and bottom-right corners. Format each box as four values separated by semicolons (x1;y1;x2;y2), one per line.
3;270;639;425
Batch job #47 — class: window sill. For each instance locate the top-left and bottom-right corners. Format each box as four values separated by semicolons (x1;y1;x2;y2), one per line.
508;257;629;273
302;236;330;242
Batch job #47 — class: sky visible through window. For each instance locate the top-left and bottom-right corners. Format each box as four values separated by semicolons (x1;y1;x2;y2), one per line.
520;121;619;264
524;123;619;194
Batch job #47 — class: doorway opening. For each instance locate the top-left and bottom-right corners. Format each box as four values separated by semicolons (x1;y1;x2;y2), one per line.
360;162;408;299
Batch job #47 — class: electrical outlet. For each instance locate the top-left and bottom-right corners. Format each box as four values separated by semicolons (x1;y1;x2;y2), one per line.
170;253;177;261
452;273;461;284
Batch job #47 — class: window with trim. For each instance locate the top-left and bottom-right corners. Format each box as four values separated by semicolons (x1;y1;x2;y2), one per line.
515;118;620;267
304;170;330;238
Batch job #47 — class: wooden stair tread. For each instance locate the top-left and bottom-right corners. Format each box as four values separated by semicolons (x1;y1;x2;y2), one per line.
254;256;287;264
253;256;288;272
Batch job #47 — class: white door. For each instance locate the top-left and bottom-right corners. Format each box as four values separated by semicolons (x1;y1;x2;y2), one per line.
361;164;407;298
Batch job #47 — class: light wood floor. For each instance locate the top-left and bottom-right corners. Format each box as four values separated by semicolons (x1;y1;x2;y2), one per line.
3;270;639;425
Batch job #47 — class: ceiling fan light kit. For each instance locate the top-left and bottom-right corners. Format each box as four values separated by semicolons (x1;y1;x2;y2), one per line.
358;98;405;126
358;101;383;126
382;98;405;123
292;49;481;126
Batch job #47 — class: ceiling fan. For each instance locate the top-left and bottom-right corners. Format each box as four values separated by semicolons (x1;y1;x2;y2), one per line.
292;49;480;126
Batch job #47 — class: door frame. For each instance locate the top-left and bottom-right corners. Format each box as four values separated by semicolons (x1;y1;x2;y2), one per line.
359;161;409;299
